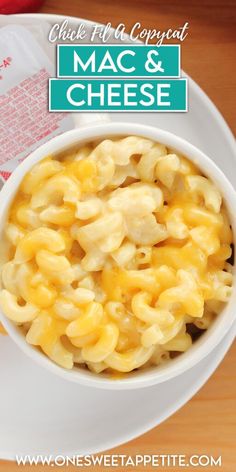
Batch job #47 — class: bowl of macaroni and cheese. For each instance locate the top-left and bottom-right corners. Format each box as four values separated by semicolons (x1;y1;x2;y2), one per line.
0;123;235;389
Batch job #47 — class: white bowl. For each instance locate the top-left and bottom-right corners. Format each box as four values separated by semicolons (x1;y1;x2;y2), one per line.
0;122;235;390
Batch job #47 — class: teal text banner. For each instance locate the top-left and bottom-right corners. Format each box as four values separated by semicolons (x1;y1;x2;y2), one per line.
57;45;180;78
49;78;187;112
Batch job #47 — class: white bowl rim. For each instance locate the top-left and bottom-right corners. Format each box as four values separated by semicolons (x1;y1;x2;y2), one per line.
0;122;235;390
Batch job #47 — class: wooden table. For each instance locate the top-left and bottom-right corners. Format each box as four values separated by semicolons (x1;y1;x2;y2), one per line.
1;0;235;470
1;344;236;471
42;0;236;134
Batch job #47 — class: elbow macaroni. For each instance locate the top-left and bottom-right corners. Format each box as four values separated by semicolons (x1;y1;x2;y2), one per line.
0;136;233;375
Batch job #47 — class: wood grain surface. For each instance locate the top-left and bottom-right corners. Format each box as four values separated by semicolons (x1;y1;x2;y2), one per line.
1;343;235;471
41;0;236;134
0;0;235;470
